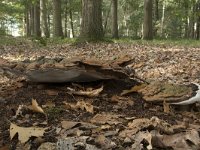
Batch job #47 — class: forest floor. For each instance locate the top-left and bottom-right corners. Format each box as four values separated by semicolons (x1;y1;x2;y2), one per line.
0;37;200;149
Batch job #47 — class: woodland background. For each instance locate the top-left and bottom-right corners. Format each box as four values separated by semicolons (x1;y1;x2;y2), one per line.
1;0;200;41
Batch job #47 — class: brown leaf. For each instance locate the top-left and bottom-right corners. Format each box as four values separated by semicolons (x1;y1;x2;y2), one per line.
28;99;45;114
132;131;152;150
77;100;94;114
63;100;94;114
67;86;103;97
61;121;80;130
111;95;134;107
152;129;200;149
10;123;46;143
119;118;151;138
90;113;123;125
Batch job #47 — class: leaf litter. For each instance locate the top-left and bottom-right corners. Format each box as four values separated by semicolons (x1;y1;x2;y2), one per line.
0;42;200;149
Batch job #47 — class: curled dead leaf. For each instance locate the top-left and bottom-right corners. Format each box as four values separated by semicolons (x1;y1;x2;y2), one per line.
67;86;103;97
28;99;45;114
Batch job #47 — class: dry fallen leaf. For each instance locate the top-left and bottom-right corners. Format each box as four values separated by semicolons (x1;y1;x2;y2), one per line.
132;131;152;150
61;121;80;130
63;100;94;114
111;95;134;107
90;113;123;125
28;99;45;114
67;86;103;97
152;129;200;149
119;118;151;138
10;123;46;143
76;100;94;114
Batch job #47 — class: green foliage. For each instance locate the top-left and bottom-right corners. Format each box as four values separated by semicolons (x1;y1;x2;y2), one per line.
113;38;200;47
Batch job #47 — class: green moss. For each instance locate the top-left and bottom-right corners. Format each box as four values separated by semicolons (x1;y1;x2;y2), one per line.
46;107;64;121
162;83;191;96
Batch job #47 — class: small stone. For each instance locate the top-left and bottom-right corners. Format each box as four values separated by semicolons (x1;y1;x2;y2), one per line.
74;142;86;149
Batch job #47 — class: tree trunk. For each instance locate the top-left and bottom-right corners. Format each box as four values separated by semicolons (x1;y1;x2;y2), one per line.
196;1;200;40
33;0;41;37
183;1;189;38
41;0;50;38
69;0;75;38
155;0;159;20
143;0;153;40
80;0;103;40
189;3;195;38
153;0;159;36
53;0;63;37
160;0;165;37
64;0;68;37
112;0;118;38
25;3;31;37
30;4;34;36
103;1;112;35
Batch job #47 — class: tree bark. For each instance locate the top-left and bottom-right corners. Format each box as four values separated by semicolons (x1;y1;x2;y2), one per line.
25;3;31;37
103;1;112;35
155;0;159;20
64;0;68;37
41;0;50;38
33;0;41;37
80;0;103;40
143;0;153;40
160;0;165;37
189;3;195;38
30;4;34;36
112;0;118;38
196;1;200;40
69;0;75;38
53;0;63;37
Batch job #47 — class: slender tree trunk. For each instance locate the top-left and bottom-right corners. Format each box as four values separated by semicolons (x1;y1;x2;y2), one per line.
112;0;118;38
25;3;31;37
30;4;34;36
103;1;112;35
53;0;63;37
33;0;41;37
196;1;200;39
41;0;50;38
189;3;195;38
160;0;165;37
69;0;75;38
155;0;159;20
64;0;68;37
183;1;189;38
80;0;103;40
143;0;153;40
153;0;159;36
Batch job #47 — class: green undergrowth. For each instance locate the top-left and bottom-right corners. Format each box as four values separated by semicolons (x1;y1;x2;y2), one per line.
113;38;200;47
0;36;200;48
